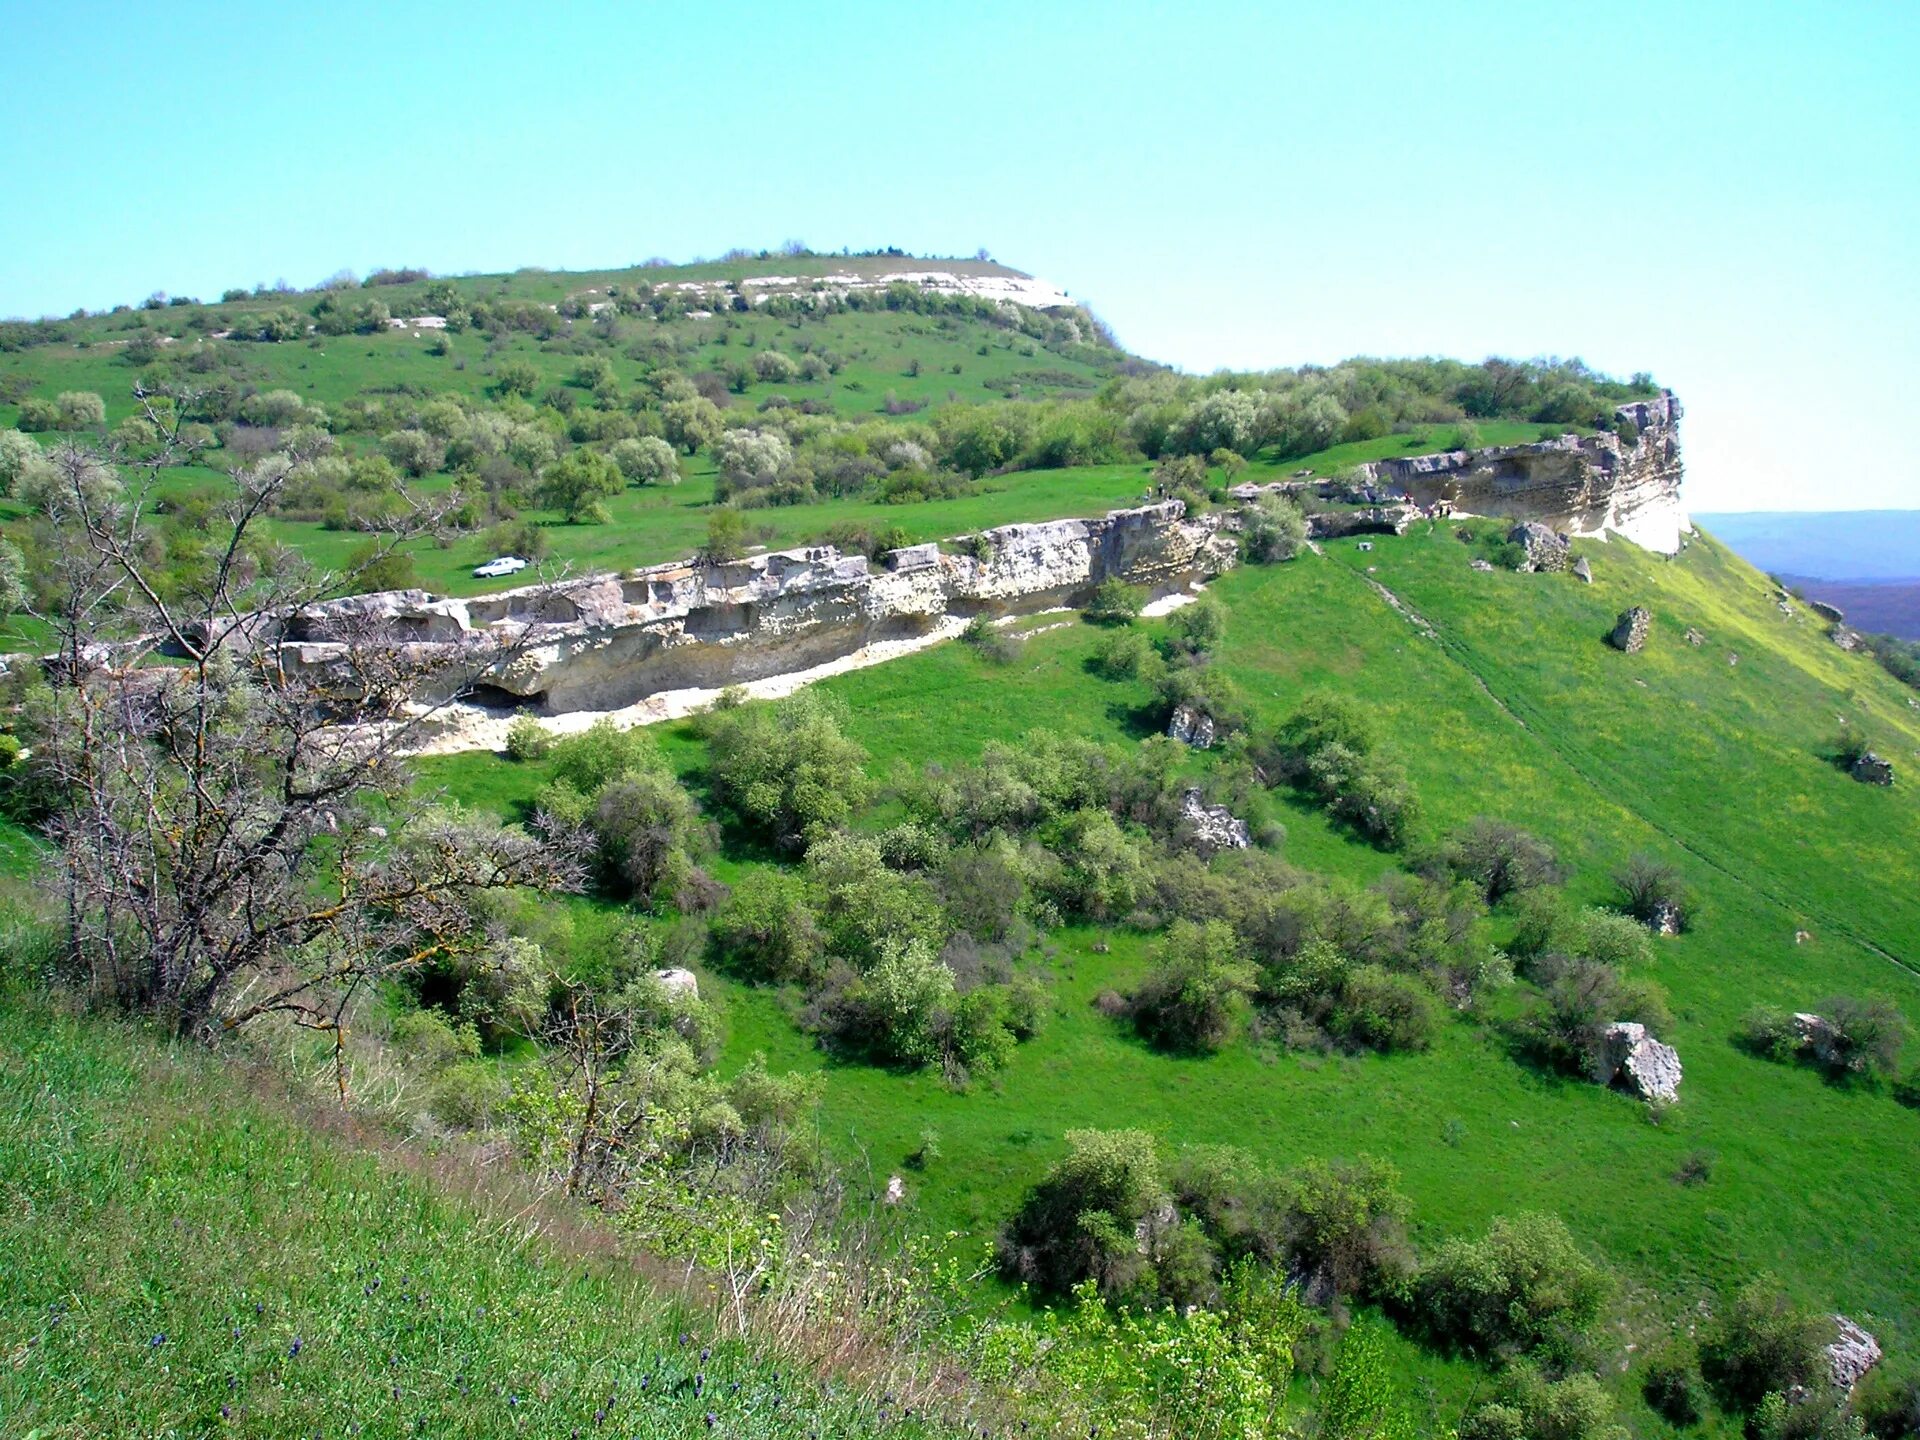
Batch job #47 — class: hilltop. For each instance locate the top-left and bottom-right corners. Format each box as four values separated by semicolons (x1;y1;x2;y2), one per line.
1;254;1915;1440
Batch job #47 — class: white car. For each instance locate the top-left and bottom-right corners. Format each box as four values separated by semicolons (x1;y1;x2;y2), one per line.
472;555;529;580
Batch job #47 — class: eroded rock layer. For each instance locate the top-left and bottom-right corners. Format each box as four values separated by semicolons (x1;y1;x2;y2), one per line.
1357;392;1687;553
281;393;1687;725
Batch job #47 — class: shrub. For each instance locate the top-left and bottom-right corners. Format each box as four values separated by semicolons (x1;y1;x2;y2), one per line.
961;613;1021;664
1129;919;1258;1054
999;1128;1167;1298
1699;1275;1829;1414
1461;1367;1618;1440
1520;953;1671;1078
1415;1212;1609;1360
503;714;552;761
1282;1156;1415;1301
1615;852;1692;931
54;390;106;430
710;869;824;983
1741;1004;1803;1063
610;435;679;485
1818;994;1907;1076
1085;576;1145;624
1329;965;1438;1053
805;831;945;967
1165;596;1225;657
589;771;711;909
1243;492;1308;563
1443;818;1563;905
816;936;956;1068
547;718;659;794
701;690;871;851
1642;1342;1705;1426
1574;907;1657;969
1091;627;1158;681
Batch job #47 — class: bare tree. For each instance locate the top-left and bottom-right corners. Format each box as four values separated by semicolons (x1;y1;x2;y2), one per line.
21;384;585;1071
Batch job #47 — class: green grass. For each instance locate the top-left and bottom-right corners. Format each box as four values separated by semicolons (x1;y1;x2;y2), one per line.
421;517;1920;1435
0;985;964;1439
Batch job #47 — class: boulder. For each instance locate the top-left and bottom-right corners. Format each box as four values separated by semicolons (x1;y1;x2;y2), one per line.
1648;900;1682;936
1167;704;1217;749
1826;1316;1881;1390
1181;787;1250;854
1684;627;1705;646
1850;751;1895;786
1600;1021;1682;1102
1609;607;1652;653
1831;627;1861;652
1810;599;1846;624
1793;1012;1840;1065
1572;555;1593;584
1470;558;1495;573
654;967;699;999
1509;522;1571;573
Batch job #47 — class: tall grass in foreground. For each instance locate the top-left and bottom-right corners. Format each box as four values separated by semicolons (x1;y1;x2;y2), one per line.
0;989;961;1439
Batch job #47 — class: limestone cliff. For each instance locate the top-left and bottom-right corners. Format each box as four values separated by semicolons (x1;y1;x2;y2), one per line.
286;501;1237;715
1356;392;1688;554
280;392;1687;726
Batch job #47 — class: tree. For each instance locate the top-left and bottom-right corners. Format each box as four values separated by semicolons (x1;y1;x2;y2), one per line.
0;429;46;497
609;434;679;486
704;506;749;561
1443;818;1563;905
1130;919;1257;1053
54;391;106;431
18;387;584;1065
1320;1327;1419;1440
700;690;871;851
492;359;540;398
1243;492;1307;563
537;448;623;523
660;395;721;454
713;427;792;499
752;349;798;383
380;428;445;477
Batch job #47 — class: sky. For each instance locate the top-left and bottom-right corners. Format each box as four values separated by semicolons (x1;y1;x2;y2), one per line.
2;1;1915;512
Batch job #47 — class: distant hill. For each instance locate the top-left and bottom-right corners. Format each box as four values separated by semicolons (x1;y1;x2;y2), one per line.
1696;509;1920;582
1780;575;1920;639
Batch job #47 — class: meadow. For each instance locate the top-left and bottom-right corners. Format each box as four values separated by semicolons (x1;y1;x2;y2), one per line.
418;520;1920;1434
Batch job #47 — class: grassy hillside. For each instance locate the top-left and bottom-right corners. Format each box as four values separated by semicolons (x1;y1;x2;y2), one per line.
419;518;1920;1434
0;984;963;1439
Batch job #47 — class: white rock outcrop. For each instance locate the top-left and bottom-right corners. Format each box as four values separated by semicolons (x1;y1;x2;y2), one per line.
1826;1316;1881;1390
654;968;699;999
1356;393;1688;554
1600;1021;1682;1102
1181;788;1250;854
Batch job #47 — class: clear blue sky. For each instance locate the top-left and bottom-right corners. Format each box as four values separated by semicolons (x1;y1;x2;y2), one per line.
3;1;1915;511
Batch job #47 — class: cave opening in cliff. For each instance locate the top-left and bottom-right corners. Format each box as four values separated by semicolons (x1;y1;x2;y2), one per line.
456;682;545;712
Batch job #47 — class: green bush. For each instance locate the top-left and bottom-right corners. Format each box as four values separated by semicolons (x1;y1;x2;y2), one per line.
1461;1366;1618;1440
503;714;552;761
589;771;711;910
547;718;659;793
999;1128;1167;1298
806;831;946;967
701;690;871;851
1243;492;1308;563
1442;818;1563;905
1699;1274;1829;1414
1085;576;1145;624
710;869;825;983
1129;919;1258;1054
1091;626;1158;681
1642;1341;1705;1426
1614;851;1692;931
1415;1212;1609;1360
1329;965;1437;1053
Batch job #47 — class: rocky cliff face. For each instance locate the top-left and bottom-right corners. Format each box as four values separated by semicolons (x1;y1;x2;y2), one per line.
285;501;1238;715
1356;391;1688;554
282;393;1687;725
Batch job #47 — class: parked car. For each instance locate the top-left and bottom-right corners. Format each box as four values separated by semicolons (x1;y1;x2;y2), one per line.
472;555;529;579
